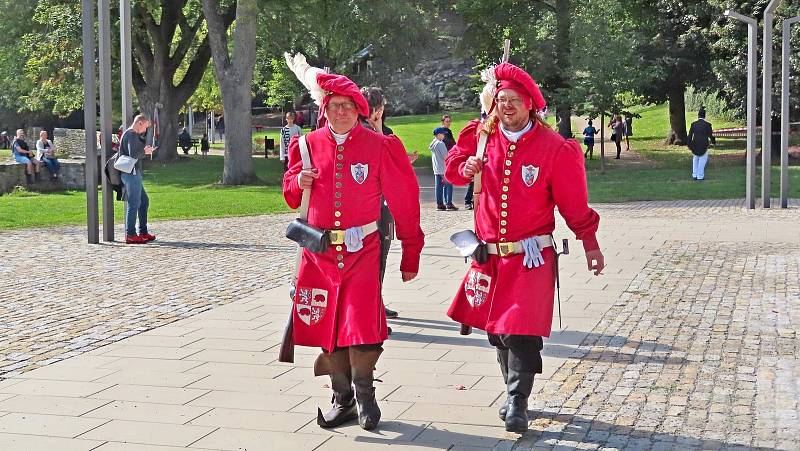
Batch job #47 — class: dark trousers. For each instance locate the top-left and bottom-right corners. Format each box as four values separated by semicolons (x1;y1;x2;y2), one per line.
377;202;393;285
464;181;474;205
488;333;543;374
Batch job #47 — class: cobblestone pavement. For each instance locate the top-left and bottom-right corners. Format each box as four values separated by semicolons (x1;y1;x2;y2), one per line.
516;240;800;451
0;211;466;377
0;198;798;450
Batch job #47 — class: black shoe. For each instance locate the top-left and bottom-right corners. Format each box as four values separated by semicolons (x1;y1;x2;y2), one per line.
446;203;459;211
317;373;358;428
385;307;398;319
505;396;529;433
436;204;446;211
465;203;474;211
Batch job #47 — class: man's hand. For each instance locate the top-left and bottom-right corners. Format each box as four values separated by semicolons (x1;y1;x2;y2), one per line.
401;271;417;282
462;156;484;178
408;151;419;164
144;145;155;155
585;249;605;276
297;168;319;189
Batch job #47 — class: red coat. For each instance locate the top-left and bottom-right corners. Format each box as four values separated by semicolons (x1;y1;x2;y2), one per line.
283;123;424;351
445;120;600;337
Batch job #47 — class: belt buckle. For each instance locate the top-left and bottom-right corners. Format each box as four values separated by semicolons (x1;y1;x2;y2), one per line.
328;230;345;245
497;242;514;257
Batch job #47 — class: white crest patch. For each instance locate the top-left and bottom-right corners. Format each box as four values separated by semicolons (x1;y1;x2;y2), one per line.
351;163;368;184
295;287;328;326
522;165;539;187
464;270;492;307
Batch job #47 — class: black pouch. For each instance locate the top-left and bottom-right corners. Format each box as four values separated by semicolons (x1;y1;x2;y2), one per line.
286;219;329;253
472;243;488;264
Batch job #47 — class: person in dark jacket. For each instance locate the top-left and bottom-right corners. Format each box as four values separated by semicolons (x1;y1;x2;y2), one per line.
178;127;192;155
120;114;157;244
687;107;715;181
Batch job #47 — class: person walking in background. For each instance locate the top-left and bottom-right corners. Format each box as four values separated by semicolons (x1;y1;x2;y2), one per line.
582;120;598;159
280;111;303;172
624;114;634;151
11;129;41;184
200;132;210;158
120;114;157;244
687;107;715;181
430;127;456;211
361;86;418;321
441;114;472;210
610;114;625;159
36;130;60;180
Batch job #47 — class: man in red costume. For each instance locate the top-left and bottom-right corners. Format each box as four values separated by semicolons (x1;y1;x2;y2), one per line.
445;62;605;433
283;54;424;431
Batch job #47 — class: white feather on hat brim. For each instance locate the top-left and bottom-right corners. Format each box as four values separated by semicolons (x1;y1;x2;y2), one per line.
284;52;326;107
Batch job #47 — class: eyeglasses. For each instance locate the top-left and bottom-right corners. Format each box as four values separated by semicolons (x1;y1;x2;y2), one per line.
496;97;524;107
328;102;357;112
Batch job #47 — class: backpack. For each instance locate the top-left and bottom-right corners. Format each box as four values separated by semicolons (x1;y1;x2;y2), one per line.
104;152;124;201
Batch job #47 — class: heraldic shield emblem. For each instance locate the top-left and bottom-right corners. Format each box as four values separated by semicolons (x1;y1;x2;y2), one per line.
351;163;368;184
295;287;328;326
522;165;539;187
464;269;491;307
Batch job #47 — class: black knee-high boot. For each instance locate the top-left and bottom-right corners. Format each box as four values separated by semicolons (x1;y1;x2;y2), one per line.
315;349;357;428
505;348;536;433
350;345;383;430
25;173;33;184
497;348;509;421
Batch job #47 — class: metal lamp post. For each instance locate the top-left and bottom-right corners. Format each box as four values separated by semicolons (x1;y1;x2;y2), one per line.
780;16;799;208
724;10;759;210
81;0;98;243
762;0;781;208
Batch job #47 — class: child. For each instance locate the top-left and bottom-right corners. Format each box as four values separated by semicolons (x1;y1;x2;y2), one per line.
200;132;210;158
280;111;303;172
430;127;457;211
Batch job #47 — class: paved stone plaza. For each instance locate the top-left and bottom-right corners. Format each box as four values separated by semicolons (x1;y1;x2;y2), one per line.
0;198;798;450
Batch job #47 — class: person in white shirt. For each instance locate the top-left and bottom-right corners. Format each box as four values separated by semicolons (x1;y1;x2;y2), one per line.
36;130;60;180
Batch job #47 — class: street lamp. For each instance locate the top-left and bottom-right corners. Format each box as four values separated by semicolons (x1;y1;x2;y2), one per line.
780;16;800;208
724;10;758;210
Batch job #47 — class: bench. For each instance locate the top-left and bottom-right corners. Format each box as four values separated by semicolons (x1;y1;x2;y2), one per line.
0;159;88;195
177;138;201;154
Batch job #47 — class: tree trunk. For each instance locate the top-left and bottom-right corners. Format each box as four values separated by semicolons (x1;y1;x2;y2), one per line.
130;2;216;162
203;0;257;185
554;0;573;138
666;84;687;145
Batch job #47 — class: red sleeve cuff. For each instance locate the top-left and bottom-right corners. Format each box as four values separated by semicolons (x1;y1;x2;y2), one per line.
399;253;420;274
581;234;600;252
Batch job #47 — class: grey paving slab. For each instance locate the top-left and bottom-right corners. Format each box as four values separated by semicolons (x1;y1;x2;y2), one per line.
0;199;798;449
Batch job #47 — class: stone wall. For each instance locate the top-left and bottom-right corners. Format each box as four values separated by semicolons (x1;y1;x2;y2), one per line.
0;160;87;195
53;128;98;158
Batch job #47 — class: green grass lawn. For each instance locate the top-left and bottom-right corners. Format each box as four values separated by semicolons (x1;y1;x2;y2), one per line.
0;156;290;230
2;104;797;230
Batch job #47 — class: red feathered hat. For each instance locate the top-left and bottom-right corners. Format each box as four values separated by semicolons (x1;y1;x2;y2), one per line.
494;62;546;112
316;73;370;118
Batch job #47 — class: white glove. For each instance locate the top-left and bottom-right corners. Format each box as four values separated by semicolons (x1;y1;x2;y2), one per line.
344;226;365;252
521;237;545;268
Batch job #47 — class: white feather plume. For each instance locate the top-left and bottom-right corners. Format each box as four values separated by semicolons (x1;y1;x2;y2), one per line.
284;52;326;106
479;65;497;115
